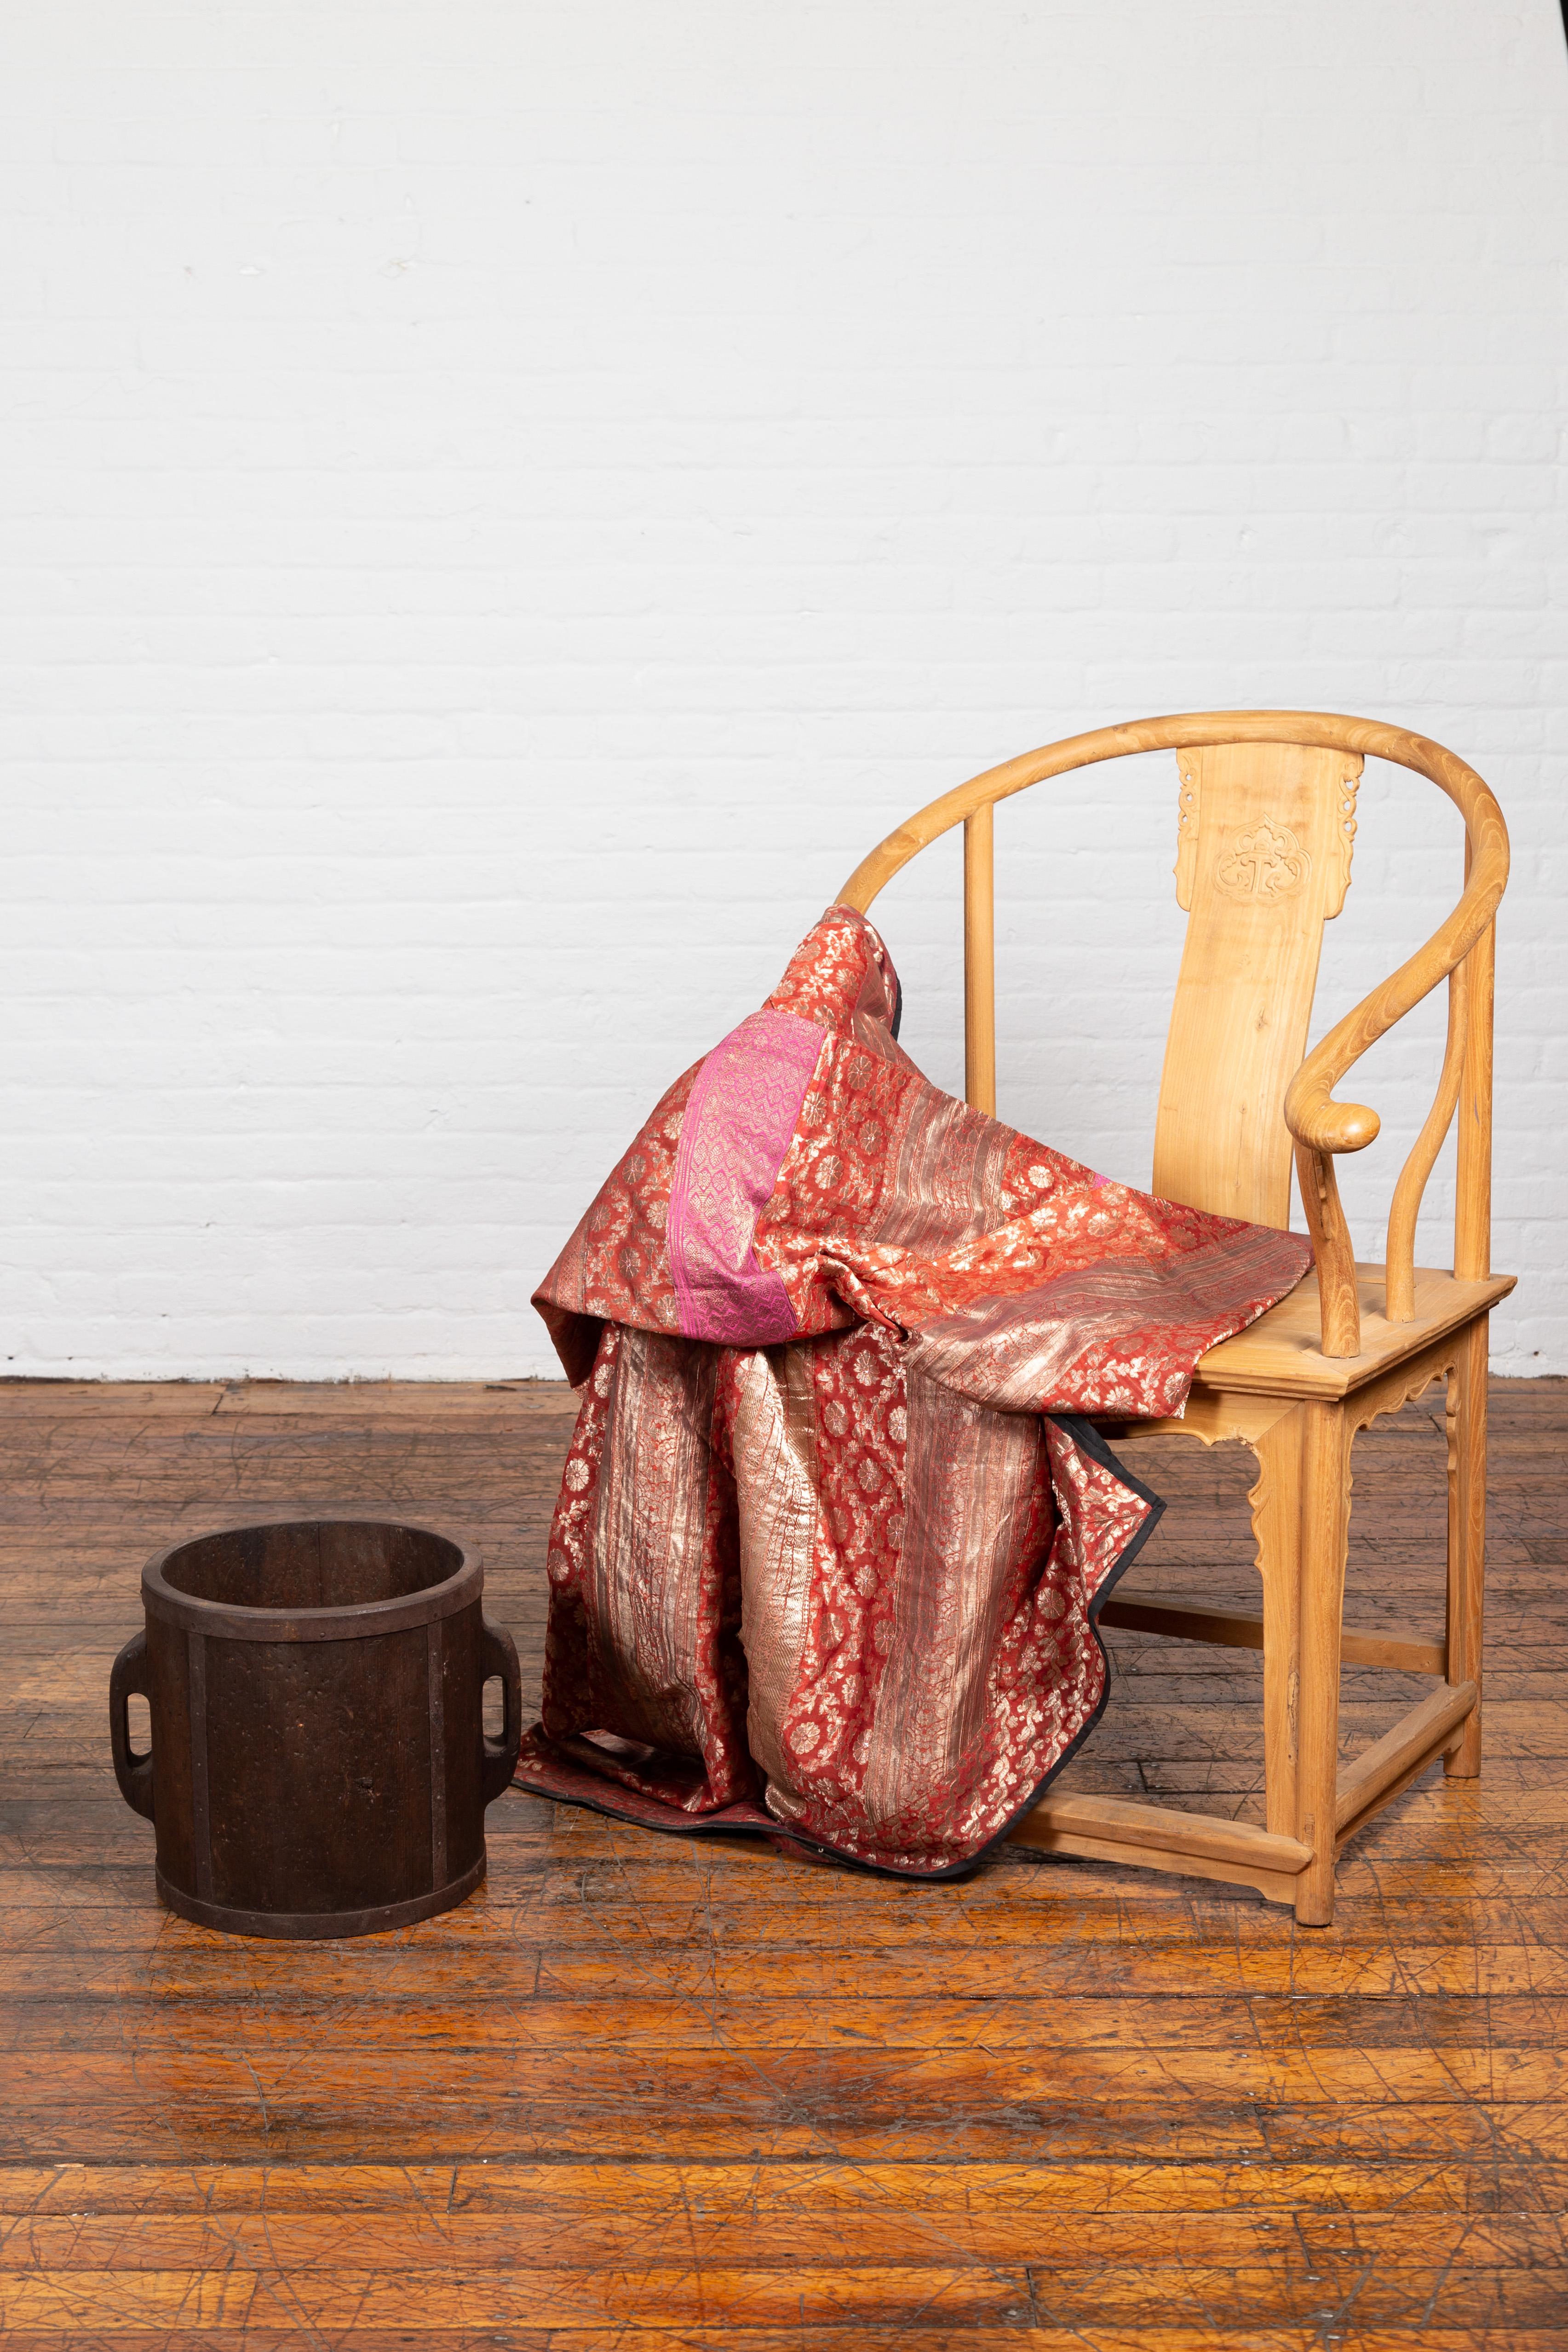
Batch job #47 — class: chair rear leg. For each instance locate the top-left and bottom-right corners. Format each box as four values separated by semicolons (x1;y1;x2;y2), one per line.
1445;1315;1488;1779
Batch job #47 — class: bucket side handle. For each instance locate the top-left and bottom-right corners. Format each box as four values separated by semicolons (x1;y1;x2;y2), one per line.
479;1617;523;1805
110;1631;155;1821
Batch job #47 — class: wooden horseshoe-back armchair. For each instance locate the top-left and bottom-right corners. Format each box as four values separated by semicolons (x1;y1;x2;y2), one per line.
839;711;1512;1926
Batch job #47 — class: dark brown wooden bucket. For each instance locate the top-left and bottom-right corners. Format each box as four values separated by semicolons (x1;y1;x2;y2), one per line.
109;1516;521;1938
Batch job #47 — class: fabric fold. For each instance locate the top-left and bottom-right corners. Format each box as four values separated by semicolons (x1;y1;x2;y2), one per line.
521;903;1311;1878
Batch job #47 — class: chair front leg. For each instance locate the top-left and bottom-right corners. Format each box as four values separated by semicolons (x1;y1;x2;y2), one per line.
1249;1405;1306;1844
1445;1313;1489;1778
1294;1398;1352;1926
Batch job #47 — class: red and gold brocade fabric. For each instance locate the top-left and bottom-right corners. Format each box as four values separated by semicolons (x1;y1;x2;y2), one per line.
520;906;1311;1878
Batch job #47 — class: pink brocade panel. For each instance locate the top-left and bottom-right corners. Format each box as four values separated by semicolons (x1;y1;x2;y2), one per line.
666;1007;827;1344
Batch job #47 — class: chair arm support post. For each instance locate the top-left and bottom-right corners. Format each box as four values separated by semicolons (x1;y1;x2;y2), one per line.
1293;1143;1363;1357
1386;956;1469;1322
963;803;996;1116
1454;916;1494;1282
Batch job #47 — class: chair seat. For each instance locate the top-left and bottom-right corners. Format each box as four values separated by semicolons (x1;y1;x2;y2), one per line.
1190;1261;1516;1401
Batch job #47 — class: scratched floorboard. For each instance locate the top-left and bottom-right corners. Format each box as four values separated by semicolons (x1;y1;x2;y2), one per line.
0;1377;1564;2347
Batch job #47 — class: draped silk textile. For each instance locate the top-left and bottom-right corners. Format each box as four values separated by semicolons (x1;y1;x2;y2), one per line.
521;906;1312;1878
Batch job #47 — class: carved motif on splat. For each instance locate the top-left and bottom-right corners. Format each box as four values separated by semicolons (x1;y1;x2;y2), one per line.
1173;750;1362;917
1216;820;1310;903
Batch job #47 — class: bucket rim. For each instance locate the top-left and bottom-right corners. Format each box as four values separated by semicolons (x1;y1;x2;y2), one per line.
141;1512;483;1642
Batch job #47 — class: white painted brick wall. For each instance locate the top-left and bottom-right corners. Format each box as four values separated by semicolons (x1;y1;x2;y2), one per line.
1;0;1564;1380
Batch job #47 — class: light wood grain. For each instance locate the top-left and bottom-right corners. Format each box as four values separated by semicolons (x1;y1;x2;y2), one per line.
1446;1314;1489;1779
1386;957;1468;1322
1290;1401;1351;1924
1293;1137;1364;1355
1335;1682;1479;1841
1191;1265;1514;1399
1154;741;1362;1231
1005;1790;1311;1906
1024;1289;1505;1921
1097;1594;1447;1678
1455;906;1496;1283
963;800;995;1115
1247;1403;1306;1845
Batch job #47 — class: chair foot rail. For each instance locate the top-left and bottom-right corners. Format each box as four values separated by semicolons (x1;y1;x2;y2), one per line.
1334;1681;1478;1843
1099;1593;1447;1677
1011;1790;1310;1875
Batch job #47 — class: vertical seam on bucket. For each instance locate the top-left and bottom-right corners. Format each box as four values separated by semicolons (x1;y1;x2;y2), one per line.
188;1628;213;1902
427;1618;447;1887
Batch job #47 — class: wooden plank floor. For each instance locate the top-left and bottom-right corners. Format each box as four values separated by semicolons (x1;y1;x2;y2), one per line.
0;1374;1564;2349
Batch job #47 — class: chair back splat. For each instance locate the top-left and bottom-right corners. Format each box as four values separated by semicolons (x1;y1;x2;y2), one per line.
1154;739;1362;1231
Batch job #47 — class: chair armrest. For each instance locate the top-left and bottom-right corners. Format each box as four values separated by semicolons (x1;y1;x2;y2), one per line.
1283;851;1502;1158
